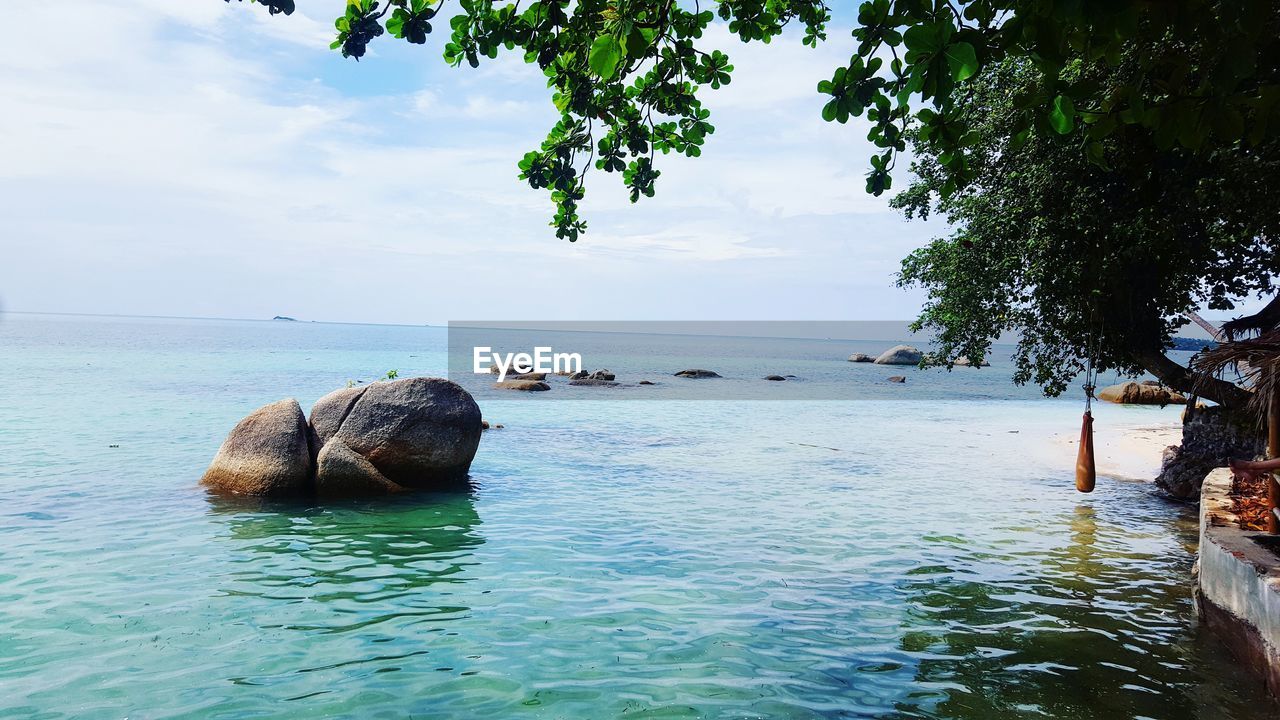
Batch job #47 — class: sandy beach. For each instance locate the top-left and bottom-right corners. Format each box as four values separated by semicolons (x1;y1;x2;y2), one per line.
1052;403;1184;483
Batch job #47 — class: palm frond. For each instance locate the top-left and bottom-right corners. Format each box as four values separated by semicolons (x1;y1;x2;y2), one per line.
1191;328;1280;421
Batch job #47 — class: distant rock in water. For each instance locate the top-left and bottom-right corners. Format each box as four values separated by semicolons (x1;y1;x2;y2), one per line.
887;376;907;383
494;380;551;391
638;380;656;385
847;353;874;363
674;369;721;378
765;375;786;381
201;399;313;496
569;378;620;387
953;356;991;367
202;378;482;499
874;345;923;365
1097;381;1186;405
272;316;298;321
506;372;547;381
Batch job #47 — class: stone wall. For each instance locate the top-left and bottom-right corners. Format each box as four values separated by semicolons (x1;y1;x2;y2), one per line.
1194;468;1280;699
1156;406;1266;499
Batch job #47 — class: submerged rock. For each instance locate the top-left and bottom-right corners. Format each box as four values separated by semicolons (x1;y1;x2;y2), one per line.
847;353;874;363
638;380;656;385
874;345;923;365
765;375;786;381
674;369;721;378
202;399;313;497
1097;381;1186;405
887;376;907;383
569;378;619;387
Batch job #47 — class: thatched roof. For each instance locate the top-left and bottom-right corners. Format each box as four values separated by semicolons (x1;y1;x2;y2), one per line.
1192;328;1280;420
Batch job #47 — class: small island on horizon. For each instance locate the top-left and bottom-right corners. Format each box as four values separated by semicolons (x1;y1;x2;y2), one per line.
272;315;298;322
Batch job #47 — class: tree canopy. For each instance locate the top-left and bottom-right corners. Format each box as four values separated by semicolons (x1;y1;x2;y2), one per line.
892;57;1278;407
231;0;1278;240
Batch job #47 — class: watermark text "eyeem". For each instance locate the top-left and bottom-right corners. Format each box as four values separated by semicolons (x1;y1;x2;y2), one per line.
474;347;582;381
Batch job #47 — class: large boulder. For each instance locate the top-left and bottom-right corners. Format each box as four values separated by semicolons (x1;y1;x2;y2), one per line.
202;399;314;496
1096;381;1187;405
874;345;923;365
328;377;483;488
1156;406;1266;499
309;386;367;446
674;369;721;378
314;437;404;499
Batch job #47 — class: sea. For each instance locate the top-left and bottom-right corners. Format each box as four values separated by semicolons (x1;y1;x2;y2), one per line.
0;312;1271;719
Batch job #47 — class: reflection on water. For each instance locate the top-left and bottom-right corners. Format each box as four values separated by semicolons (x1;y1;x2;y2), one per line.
892;505;1258;719
210;492;484;629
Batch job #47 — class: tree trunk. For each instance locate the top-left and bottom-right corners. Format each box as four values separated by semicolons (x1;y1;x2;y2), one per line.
1132;348;1252;409
1185;310;1225;341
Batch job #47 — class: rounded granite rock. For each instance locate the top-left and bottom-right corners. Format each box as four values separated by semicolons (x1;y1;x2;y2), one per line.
874;345;924;365
201;399;313;497
332;377;483;488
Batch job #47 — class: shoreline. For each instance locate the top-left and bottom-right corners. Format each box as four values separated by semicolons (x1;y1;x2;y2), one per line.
1051;405;1183;484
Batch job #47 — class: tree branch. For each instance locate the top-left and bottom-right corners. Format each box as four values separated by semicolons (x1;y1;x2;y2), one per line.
1132;347;1252;409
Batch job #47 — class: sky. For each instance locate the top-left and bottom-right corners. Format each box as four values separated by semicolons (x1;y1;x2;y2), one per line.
0;2;1263;327
0;0;956;324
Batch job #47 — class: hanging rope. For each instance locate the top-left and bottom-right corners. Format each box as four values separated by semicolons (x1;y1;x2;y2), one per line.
1076;321;1099;493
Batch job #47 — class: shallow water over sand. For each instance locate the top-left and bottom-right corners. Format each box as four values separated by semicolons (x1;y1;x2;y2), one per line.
0;313;1271;718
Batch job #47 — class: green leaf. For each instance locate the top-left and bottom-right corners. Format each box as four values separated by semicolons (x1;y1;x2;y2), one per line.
588;35;623;79
387;11;406;38
944;42;978;82
625;27;649;58
1049;95;1076;134
902;24;941;53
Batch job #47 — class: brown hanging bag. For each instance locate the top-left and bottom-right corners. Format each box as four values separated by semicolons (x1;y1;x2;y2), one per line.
1076;410;1096;493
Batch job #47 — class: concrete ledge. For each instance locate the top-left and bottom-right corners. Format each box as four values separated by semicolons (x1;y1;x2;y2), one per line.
1195;468;1280;698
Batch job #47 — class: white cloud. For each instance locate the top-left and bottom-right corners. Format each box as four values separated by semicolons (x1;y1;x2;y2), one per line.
0;2;939;323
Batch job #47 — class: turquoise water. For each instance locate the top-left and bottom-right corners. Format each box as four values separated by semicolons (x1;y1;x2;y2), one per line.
0;313;1271;719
